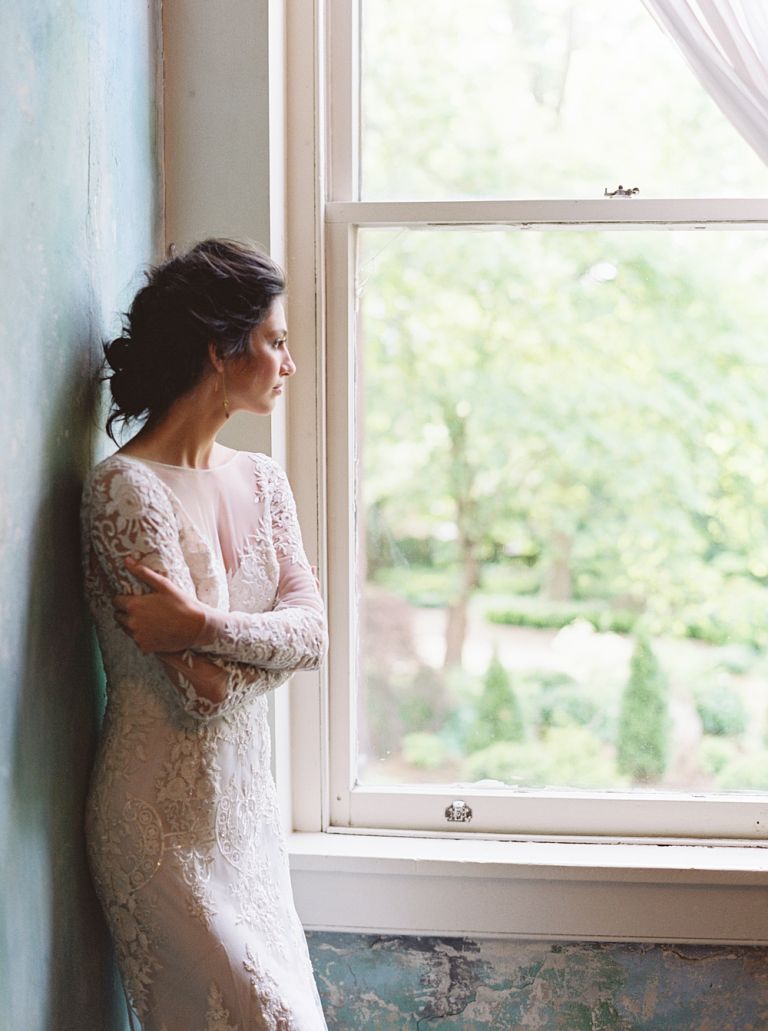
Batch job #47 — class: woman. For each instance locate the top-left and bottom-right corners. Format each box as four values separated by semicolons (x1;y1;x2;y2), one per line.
81;239;328;1030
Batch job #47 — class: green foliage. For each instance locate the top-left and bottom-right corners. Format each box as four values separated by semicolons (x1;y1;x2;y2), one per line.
716;752;768;791
487;601;637;635
362;218;768;671
532;671;597;732
616;635;670;783
464;727;618;789
465;653;526;753
401;732;451;771
680;583;768;651
715;646;759;676
362;664;450;758
693;678;747;738
357;0;768;792
699;736;740;776
373;565;457;608
397;666;448;734
363;0;767;199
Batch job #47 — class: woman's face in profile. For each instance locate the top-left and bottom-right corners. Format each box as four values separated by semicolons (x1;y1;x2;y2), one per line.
227;299;295;415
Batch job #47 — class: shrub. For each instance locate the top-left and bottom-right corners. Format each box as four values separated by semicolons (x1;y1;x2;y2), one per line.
373;565;455;608
714;645;759;676
401;732;451;770
693;678;747;738
699;736;740;776
464;740;549;785
464;726;618;789
398;665;448;731
530;671;597;731
616;634;670;783
465;653;525;753
716;752;768;791
486;600;637;635
362;662;451;757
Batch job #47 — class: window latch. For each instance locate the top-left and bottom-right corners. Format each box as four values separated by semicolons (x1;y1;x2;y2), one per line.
445;799;473;824
604;185;640;197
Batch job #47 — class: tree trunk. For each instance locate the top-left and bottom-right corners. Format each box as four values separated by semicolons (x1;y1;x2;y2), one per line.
442;407;481;669
541;529;573;602
443;531;480;669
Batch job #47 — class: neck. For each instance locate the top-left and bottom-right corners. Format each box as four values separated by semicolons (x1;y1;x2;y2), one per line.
122;377;231;469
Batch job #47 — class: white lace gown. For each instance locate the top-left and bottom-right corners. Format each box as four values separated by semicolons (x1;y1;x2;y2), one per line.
81;450;328;1031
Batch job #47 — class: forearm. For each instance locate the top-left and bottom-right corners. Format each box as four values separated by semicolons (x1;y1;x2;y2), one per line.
158;650;291;721
194;601;327;670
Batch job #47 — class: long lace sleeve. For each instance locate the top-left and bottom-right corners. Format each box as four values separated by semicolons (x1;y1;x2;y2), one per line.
195;460;328;670
83;459;290;721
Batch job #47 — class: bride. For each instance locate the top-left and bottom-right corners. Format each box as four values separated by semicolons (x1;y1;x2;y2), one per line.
81;239;328;1030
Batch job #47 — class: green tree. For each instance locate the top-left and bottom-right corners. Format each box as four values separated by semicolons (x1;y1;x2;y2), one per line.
467;652;526;753
616;635;670;783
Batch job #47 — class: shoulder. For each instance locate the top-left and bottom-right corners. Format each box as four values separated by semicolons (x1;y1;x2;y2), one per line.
82;454;174;518
242;451;291;491
85;453;163;493
239;453;299;524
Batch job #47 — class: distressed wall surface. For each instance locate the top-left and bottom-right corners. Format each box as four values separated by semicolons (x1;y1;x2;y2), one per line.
308;933;768;1031
0;2;160;1029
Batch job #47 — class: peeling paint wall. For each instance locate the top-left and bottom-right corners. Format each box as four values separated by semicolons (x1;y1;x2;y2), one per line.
0;2;161;1028
308;933;768;1031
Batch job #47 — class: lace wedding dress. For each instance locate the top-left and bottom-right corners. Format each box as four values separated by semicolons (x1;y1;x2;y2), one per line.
81;450;328;1031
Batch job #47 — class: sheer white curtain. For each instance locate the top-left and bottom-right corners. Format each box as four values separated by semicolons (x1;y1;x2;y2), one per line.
642;0;768;164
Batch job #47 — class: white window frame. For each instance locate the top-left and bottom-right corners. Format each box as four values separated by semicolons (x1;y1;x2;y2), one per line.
283;0;768;942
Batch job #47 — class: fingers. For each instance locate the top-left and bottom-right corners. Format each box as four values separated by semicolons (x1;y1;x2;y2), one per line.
112;597;137;625
112;605;151;653
112;593;147;644
112;606;144;649
125;556;171;591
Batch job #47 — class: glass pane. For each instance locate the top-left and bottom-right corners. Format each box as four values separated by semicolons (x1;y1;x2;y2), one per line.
360;0;768;199
356;227;768;793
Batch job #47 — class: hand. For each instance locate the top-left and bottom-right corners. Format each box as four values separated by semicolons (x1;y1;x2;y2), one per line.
113;557;207;654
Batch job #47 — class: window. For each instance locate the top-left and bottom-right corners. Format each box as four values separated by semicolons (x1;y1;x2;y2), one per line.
294;0;768;843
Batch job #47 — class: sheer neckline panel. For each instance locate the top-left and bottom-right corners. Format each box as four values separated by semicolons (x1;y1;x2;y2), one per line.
116;449;240;472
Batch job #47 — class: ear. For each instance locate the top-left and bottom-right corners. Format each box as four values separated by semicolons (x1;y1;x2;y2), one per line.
208;341;225;373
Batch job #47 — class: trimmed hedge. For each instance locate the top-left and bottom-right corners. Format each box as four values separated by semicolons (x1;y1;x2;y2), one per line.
486;601;637;635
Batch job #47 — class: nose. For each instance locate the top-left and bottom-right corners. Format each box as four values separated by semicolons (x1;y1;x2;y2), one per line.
281;347;297;377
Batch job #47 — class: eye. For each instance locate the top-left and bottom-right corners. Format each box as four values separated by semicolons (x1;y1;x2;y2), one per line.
272;337;287;350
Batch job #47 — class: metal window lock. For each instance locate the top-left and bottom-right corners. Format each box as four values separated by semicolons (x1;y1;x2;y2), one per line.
444;800;473;823
604;185;640;197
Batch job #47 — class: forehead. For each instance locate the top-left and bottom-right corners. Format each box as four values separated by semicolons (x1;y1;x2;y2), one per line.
260;298;287;336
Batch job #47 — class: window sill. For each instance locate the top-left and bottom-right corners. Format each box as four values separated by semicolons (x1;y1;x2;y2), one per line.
288;832;768;945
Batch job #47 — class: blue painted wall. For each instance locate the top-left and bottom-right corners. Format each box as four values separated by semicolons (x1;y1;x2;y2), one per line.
308;933;768;1031
0;2;160;1028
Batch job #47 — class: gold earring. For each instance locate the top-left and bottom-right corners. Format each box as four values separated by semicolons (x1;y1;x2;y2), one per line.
222;371;230;419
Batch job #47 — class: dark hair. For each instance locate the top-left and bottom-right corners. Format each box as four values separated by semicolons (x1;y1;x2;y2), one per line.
103;238;285;442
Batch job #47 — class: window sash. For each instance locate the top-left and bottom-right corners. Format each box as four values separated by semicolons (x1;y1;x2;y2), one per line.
325;211;768;840
326;198;768;226
341;786;768;841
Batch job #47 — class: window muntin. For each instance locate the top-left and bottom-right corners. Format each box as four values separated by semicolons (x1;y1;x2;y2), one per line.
361;0;768;200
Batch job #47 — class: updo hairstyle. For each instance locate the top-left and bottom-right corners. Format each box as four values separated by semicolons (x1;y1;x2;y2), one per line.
103;238;285;442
